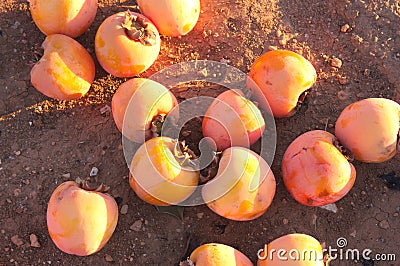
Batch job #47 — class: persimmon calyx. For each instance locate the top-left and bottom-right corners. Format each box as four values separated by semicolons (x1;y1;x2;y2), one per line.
173;140;198;168
200;151;222;184
80;181;110;193
150;114;166;138
122;10;157;46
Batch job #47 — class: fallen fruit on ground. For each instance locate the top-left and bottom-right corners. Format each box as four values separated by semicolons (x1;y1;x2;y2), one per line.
111;78;179;143
247;49;317;118
188;243;253;266
257;233;325;265
129;137;199;206
29;0;98;38
202;89;265;151
282;130;356;206
46;181;118;256
202;147;276;221
137;0;200;37
30;34;95;100
95;10;160;77
335;98;400;163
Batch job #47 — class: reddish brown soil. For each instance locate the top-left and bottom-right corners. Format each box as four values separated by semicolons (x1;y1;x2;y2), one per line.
0;0;399;265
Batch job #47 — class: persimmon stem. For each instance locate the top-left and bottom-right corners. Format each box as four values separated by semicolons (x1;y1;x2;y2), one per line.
173;140;198;168
122;10;157;46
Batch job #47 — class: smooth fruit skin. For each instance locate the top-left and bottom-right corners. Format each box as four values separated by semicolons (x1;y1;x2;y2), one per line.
282;130;356;206
202;147;276;221
137;0;200;37
190;243;253;266
30;34;95;100
47;181;118;256
247;50;317;118
335;98;400;163
95;11;161;77
111;78;178;143
129;137;199;206
30;0;98;38
257;234;324;266
202;89;265;151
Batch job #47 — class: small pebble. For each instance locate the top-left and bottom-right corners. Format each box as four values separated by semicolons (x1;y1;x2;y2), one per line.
341;24;350;33
121;204;128;215
105;254;113;262
30;234;40;248
14;151;21;156
130;220;143;232
196;212;204;219
13;188;21;197
90;167;98;177
330;58;342;68
320;203;338;213
282;218;289;225
349;230;356;237
62;173;71;179
11;235;24;246
378;220;390;229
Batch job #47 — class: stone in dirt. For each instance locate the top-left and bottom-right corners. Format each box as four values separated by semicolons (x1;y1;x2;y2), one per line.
11;235;24;246
30;234;40;248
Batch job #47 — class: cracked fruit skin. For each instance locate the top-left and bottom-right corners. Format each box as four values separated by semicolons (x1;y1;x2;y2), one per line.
111;78;178;143
335;98;400;163
30;0;98;38
46;181;118;256
30;34;95;100
129;137;199;206
257;233;325;266
137;0;200;37
247;50;317;118
189;243;253;266
282;130;356;206
202;147;276;221
95;11;160;77
202;89;265;151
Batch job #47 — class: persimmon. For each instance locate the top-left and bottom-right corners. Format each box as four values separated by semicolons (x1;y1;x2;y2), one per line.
112;78;178;143
30;34;95;100
335;98;400;163
202;89;265;151
202;147;276;221
187;243;253;266
129;137;199;206
95;10;160;77
29;0;98;38
247;50;317;118
137;0;200;37
282;130;356;206
257;233;325;265
47;181;118;256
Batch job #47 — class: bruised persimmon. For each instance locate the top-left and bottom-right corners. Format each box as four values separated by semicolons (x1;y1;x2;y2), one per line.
335;98;400;163
30;34;95;100
247;50;317;118
29;0;98;38
129;137;199;206
187;243;253;266
202;147;276;221
137;0;200;37
47;181;118;256
202;89;265;151
111;78;178;143
257;233;325;265
282;130;356;206
95;11;160;78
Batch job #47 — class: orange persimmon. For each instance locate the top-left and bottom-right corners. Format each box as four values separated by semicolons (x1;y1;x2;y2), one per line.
247;50;317;118
30;34;95;100
282;130;356;206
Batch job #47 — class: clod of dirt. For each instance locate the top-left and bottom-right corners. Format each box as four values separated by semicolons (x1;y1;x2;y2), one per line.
130;220;143;232
319;203;338;213
378;220;390;229
120;204;128;215
330;58;343;68
340;24;351;33
105;254;114;262
11;235;24;246
29;234;40;248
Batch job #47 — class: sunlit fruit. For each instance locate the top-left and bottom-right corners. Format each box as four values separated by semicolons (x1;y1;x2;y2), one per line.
129;137;199;206
30;0;98;38
202;147;276;221
257;233;325;265
137;0;200;37
282;130;356;206
187;243;253;266
112;78;178;143
95;10;160;77
47;181;118;256
335;98;400;163
30;34;95;100
247;50;317;118
202;89;265;151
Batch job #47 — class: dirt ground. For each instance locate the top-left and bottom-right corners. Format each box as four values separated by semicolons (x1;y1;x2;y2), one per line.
1;0;399;265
